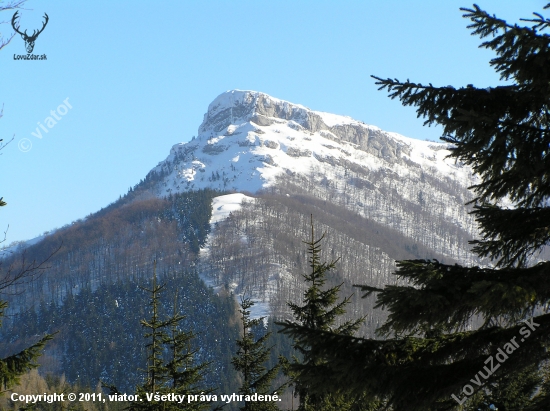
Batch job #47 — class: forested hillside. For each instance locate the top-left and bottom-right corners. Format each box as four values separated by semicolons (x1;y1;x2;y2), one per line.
2;273;239;394
2;189;220;314
1;187;300;409
199;175;478;334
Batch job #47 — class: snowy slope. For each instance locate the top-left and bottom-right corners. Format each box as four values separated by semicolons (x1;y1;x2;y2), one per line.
198;193;272;320
150;90;475;197
198;193;255;289
1;91;483;323
149;90;479;261
209;193;255;224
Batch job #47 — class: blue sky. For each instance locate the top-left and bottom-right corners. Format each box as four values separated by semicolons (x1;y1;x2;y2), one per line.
0;0;544;245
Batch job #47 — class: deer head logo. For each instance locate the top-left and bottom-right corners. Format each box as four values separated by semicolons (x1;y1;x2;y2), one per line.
11;11;49;53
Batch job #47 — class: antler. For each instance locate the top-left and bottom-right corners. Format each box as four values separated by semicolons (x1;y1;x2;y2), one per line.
11;12;49;40
11;11;25;37
31;13;49;39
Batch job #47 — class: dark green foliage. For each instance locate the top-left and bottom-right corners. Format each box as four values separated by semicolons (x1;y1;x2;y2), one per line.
161;189;223;254
367;259;550;336
165;302;209;395
128;265;213;411
264;318;295;374
282;4;550;410
131;270;178;409
463;364;545;411
0;188;221;313
91;188;221;256
0;188;240;396
372;6;550;230
3;270;239;395
279;217;364;411
0;298;53;392
373;5;550;213
232;297;282;411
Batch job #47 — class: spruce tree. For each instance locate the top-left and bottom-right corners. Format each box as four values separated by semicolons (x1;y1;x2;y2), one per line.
279;217;364;411
0;300;53;394
126;263;213;411
232;297;282;411
280;4;550;410
164;292;212;411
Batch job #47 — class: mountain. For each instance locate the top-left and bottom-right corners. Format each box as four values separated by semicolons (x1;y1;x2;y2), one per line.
138;90;481;320
3;89;485;323
1;90;483;398
149;90;479;265
151;90;475;197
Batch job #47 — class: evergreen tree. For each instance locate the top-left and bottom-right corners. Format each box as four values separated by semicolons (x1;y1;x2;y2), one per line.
232;296;282;411
0;300;53;394
280;4;550;410
164;292;212;410
126;263;213;411
463;364;545;411
279;217;365;411
0;210;54;394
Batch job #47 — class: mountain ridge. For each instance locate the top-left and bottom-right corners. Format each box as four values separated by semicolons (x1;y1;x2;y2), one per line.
148;89;475;201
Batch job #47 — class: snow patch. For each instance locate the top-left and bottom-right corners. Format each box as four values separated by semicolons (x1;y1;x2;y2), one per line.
198;193;255;291
314;111;360;127
209;193;255;224
198;193;285;320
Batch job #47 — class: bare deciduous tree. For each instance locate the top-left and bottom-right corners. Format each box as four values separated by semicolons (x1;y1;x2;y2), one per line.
0;0;26;51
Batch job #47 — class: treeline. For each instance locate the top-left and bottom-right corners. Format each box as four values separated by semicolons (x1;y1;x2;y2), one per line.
0;160;495;407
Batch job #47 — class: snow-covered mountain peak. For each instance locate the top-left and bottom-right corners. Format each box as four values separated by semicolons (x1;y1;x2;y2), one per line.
150;90;472;196
198;89;368;136
198;90;311;135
